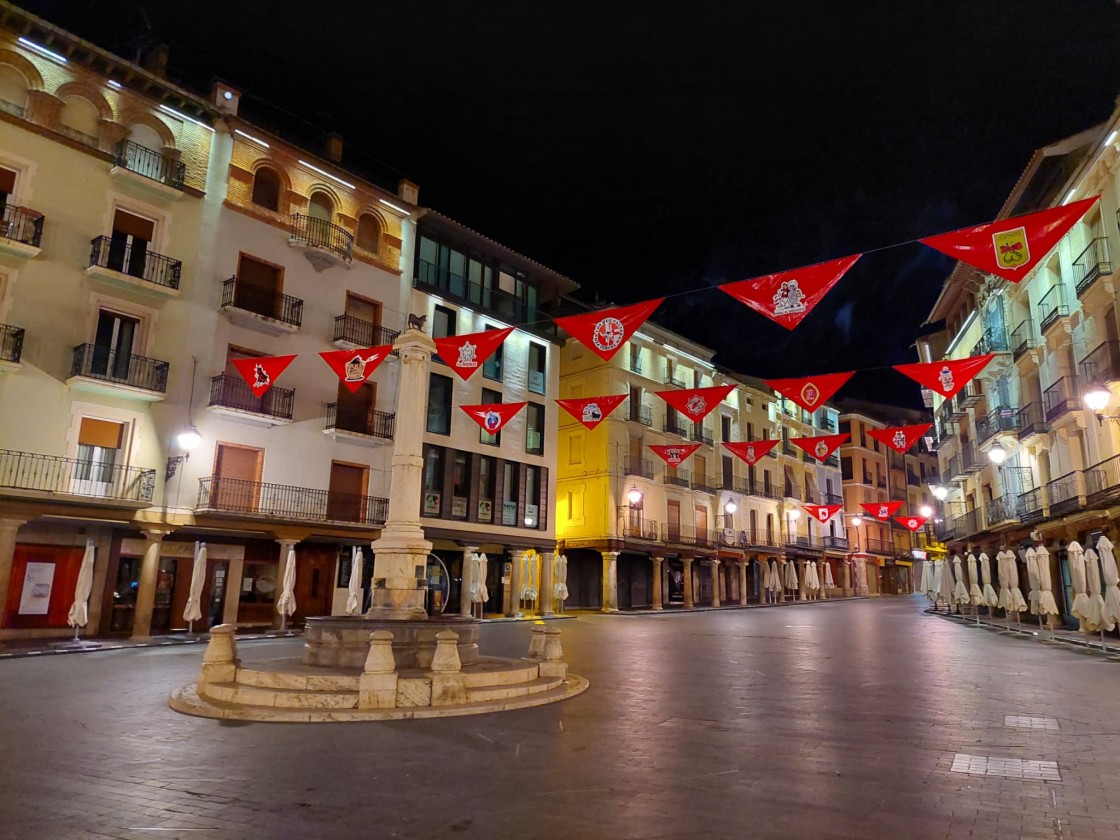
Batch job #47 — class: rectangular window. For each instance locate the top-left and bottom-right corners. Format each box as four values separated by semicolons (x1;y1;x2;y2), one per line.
629;343;642;373
451;451;469;520
524;466;540;528
526;403;545;455
482;324;504;381
721;415;732;442
326;461;368;523
235;253;284;319
477;455;495;522
108;208;156;278
426;374;452;435
528;342;547;395
480;387;502;445
568;435;583;465
74;417;125;495
422;445;445;516
502;462;519;525
841;456;853;481
432;305;455;365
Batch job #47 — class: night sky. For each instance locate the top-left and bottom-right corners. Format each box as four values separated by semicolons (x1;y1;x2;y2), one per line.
20;0;1120;404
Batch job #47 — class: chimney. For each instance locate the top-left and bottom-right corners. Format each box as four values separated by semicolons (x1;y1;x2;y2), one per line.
397;179;419;205
211;81;240;116
140;43;170;78
326;132;344;163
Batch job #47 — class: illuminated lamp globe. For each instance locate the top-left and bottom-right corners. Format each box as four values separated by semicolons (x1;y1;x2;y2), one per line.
724;499;738;515
627;487;644;506
850;515;863;527
919;504;933;518
176;424;202;452
788;509;801;521
987;443;1008;465
931;484;948;501
1084;385;1111;413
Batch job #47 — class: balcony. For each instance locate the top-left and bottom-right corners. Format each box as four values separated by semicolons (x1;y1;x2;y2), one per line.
822;535;850;551
0;203;44;258
975;406;1020;445
784;483;802;501
691;426;714;447
625;458;655;479
944;396;966;421
664;372;687;388
661;524;703;546
1074;236;1112;297
1086;454;1120;508
0;448;155;506
663;469;691;488
1010;319;1036;362
1043;376;1079;423
985;494;1018;529
324;403;395;444
1079;341;1120;386
961;443;983;473
197;477;388;527
947;509;981;541
1046;471;1083;517
971;327;1010;357
957;382;982;408
332;315;400;350
693;479;720;495
784;533;818;553
1017;487;1045;525
861;536;892;555
821;492;843;505
110;139;184;197
622;519;659;541
413;267;555;338
220;276;303;335
1038;284;1070;334
86;236;181;297
207;373;294;425
1016;402;1048;441
733;478;755;496
289;213;354;268
67;344;168;401
946;455;964;482
663;418;689;437
0;323;24;373
629;404;653;427
628;357;643;376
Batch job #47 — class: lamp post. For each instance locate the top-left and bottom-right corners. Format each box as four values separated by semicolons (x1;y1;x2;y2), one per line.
165;423;201;481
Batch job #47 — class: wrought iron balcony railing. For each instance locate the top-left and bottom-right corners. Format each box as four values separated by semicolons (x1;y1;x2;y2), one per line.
1079;340;1120;385
1017;487;1045;524
71;344;169;393
622;520;659;541
864;537;895;555
1038;284;1070;333
691;426;714;447
972;327;1010;356
113;139;185;189
1074;236;1112;297
1046;471;1083;517
1086;454;1120;508
1016;402;1048;439
664;372;687;388
289;213;354;263
209;373;294;420
325;403;395;439
332;314;400;348
630;403;653;426
198;476;388;526
0;324;24;363
625;458;655;479
221;276;303;327
663;470;692;488
1043;376;1079;423
985;494;1018;527
822;535;850;551
1010;319;1035;361
0;448;155;502
88;236;181;290
663;418;689;437
0;203;44;248
976;406;1020;444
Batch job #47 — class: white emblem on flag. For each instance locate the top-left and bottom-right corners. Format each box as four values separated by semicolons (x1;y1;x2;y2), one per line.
815;440;828;457
878;505;888;519
938;366;955;393
685;395;707;416
746;444;756;462
592;317;625;352
908;518;919;530
479;411;502;432
892;430;907;450
581;402;602;423
772;279;807;316
252;364;270;389
457;341;478;369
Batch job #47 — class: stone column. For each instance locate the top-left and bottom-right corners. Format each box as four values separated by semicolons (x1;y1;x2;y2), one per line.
798;560;808;601
459;546;479;618
601;551;619;612
739;560;748;606
368;328;437;620
131;529;171;641
651;557;664;610
540;550;555;616
272;538;299;629
682;557;695;609
0;518;26;631
842;558;852;596
855;556;869;597
222;556;244;627
710;559;721;607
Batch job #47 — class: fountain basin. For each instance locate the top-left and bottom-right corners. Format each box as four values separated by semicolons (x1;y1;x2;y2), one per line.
304;615;481;669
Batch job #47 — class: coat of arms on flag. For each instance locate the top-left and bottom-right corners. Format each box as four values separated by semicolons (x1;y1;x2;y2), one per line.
993;227;1028;271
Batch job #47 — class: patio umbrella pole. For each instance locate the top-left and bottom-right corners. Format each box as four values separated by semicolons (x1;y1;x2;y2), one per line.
188;620;194;634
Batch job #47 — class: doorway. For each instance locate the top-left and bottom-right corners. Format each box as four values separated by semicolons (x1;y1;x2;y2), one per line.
107;208;155;279
91;309;139;382
666;500;681;542
327;461;368;522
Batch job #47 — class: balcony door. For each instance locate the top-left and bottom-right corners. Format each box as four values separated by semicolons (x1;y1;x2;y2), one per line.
212;443;263;512
327;461;368;523
345;292;381;345
224;347;266;413
694;505;708;547
666;500;680;542
72;417;125;497
108;209;155;278
337;381;375;435
92;309;139;382
235;254;283;319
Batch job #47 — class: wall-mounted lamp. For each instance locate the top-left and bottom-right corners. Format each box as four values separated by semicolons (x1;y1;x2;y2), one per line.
987;442;1008;464
930;484;948;501
1084;384;1118;425
618;486;644;518
165;423;201;481
850;515;863;527
724;498;738;515
919;504;933;518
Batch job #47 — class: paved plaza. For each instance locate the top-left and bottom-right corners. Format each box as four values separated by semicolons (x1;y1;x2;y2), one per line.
2;598;1120;839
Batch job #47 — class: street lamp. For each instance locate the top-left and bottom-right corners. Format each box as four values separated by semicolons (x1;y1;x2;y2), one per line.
850;515;863;527
165;424;201;480
1084;384;1111;413
919;504;933;518
724;498;738;515
627;486;644;506
987;442;1008;464
930;484;948;501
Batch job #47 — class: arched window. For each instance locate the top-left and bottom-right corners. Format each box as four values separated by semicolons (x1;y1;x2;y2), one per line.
58;95;100;145
0;65;29;115
251;166;282;212
308;191;333;222
128;123;163;152
356;213;381;253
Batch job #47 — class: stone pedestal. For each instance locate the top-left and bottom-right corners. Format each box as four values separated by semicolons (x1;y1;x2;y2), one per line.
198;624;239;688
601;551;619;612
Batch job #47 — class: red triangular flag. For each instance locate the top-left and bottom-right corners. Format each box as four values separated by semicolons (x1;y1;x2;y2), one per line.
434;327;514;381
860;501;904;521
556;394;628;431
790;433;849;462
765;372;854;412
804;504;844;524
723;440;780;466
719;254;861;330
231;354;297;397
656;385;735;423
866;423;933;453
649;443;702;468
460;402;527;434
319;346;392;394
893;355;994;400
554;299;665;361
895;515;927;532
920;197;1099;283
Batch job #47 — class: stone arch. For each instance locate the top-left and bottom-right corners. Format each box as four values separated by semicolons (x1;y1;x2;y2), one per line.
307;186;340;222
118;109;175;149
355;208;386;252
53;81;112;120
0;48;44;90
250;162;288;212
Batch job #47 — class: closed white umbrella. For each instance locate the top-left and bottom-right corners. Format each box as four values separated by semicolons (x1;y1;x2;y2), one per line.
1025;548;1042;615
552;553;567;604
1005;550;1028;613
760;560;773;592
520;551;539;601
346;547;363;616
979;552;999;607
768;560;781;593
785;559;798;593
472;552;491;604
276;546;297;629
966;553;984;605
806;560;820;594
919;560;932;601
1068;541;1091;624
823;560;835;592
938;558;955;606
931;558;944;602
66;539;95;640
1084;547;1108;632
1033;544;1060;617
183;542;207;632
951;555;969;605
1096;537;1120;628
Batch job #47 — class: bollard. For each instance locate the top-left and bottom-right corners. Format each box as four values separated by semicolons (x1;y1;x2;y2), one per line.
537;626;567;680
528;624;548;660
430;630;462;673
359;630;398;709
198;624;239;691
430;630;467;705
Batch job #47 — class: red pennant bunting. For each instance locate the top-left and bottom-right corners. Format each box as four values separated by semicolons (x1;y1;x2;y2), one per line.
804;504;844;524
231;355;297;398
656;385;735;423
719;254;862;330
319;346;392;394
460;402;527;434
790;433;849;462
554;299;665;361
892;355;994;400
860;501;905;521
556;394;628;431
866;423;934;453
434;327;514;381
649;443;702;468
920;197;1099;283
765;372;854;412
722;439;780;466
895;515;928;532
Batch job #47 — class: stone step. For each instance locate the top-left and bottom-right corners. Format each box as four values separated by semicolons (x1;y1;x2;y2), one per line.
466;675;564;702
203;681;358;710
458;658;539;688
235;668;359;692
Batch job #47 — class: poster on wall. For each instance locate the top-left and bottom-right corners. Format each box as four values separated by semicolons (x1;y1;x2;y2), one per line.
424;492;441;515
18;562;55;615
